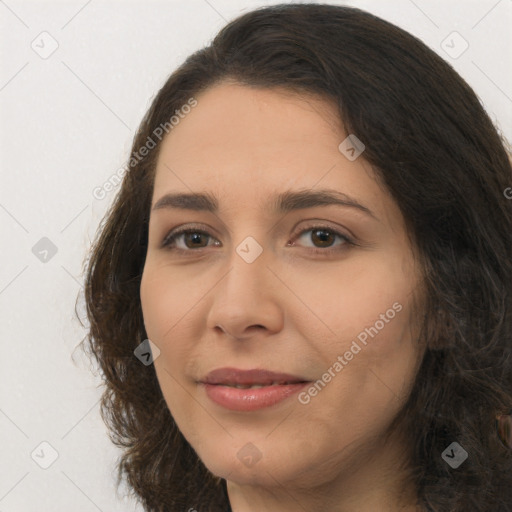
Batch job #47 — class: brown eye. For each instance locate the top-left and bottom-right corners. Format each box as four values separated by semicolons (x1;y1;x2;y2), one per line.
290;226;354;254
161;228;219;251
311;229;336;247
181;231;210;249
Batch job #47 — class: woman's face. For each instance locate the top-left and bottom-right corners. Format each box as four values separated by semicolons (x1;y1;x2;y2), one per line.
140;82;425;493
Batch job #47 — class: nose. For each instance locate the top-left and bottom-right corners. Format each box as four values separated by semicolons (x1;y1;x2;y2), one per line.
205;244;284;341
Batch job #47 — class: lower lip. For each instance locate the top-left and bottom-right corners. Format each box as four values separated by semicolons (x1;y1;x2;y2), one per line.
201;382;309;411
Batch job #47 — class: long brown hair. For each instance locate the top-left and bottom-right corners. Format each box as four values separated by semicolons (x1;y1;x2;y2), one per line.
77;3;512;510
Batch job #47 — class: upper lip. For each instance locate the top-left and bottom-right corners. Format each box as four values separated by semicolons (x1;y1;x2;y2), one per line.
201;367;310;385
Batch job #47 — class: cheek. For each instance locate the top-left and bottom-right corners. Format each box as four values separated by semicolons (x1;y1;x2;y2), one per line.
332;298;420;416
140;266;185;342
140;267;197;401
288;254;415;346
289;255;421;410
141;282;194;432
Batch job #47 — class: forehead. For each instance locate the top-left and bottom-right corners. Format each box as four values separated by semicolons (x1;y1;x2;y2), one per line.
152;82;394;224
160;82;340;154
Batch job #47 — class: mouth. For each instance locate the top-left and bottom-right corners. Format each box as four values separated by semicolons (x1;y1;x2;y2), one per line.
199;367;311;411
201;367;310;386
211;381;305;389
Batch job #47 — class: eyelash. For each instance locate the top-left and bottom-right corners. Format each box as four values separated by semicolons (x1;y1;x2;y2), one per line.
160;223;356;256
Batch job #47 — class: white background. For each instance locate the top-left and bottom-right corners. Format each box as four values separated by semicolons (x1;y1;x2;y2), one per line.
1;0;511;510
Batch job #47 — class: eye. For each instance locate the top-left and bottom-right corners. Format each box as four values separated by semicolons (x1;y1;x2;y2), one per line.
160;223;356;255
288;224;355;255
161;225;219;251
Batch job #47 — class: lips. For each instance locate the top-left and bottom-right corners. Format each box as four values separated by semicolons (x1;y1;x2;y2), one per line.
199;367;311;411
201;367;310;387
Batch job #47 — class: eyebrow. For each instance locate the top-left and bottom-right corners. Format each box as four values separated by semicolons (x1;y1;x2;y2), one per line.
152;189;377;219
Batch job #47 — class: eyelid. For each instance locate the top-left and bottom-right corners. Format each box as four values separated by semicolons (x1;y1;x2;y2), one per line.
160;223;217;248
291;219;356;242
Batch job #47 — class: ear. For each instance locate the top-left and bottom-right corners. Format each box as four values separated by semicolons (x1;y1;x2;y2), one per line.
496;413;512;450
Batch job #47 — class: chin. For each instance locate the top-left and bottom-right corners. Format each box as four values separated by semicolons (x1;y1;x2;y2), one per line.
196;443;301;487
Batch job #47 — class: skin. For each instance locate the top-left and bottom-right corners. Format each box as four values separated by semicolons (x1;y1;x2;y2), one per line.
140;82;427;512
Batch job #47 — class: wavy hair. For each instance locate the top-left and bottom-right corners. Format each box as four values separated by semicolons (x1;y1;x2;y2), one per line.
77;3;512;511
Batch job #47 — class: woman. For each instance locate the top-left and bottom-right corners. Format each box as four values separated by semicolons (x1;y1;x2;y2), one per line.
80;3;512;511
